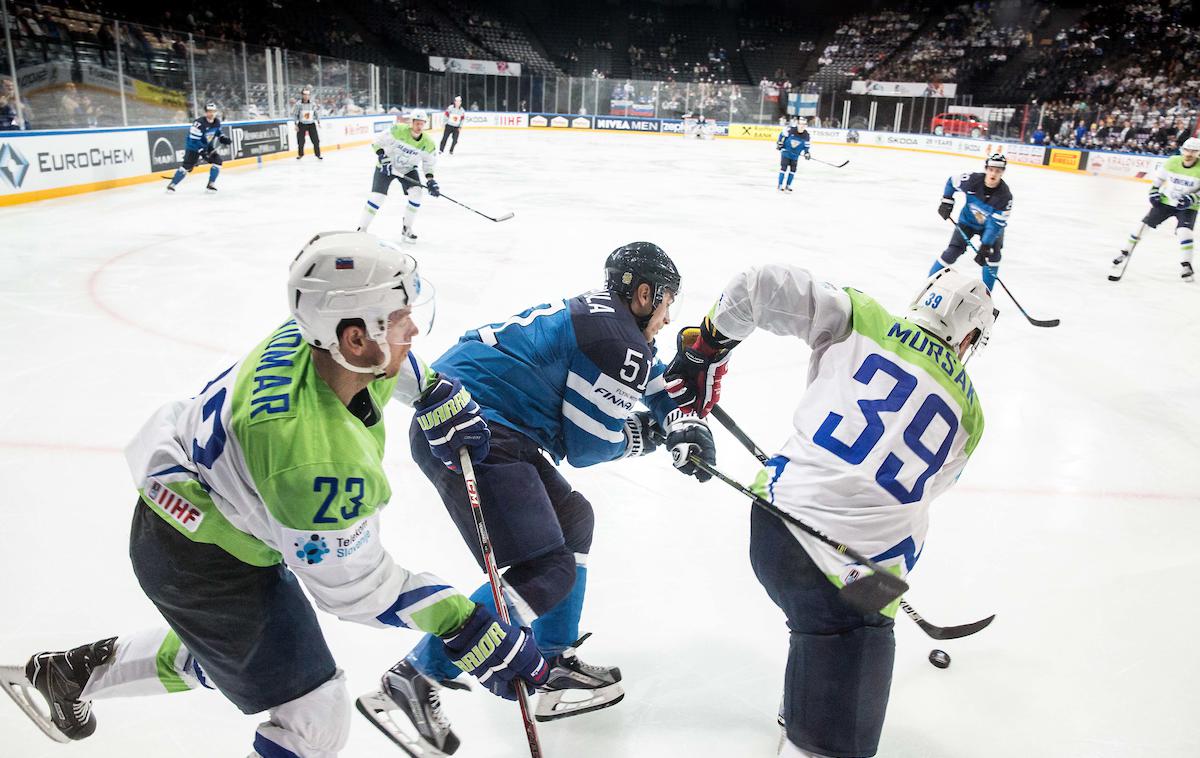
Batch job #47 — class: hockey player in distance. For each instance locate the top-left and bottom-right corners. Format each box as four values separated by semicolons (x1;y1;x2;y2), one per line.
1;232;548;757
357;109;440;242
1110;136;1200;282
370;242;718;755
932;153;1013;291
440;95;465;155
166;102;231;193
665;265;995;758
776;119;812;192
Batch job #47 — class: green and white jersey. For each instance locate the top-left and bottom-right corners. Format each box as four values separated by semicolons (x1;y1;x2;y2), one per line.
374;123;438;178
124;320;473;636
1153;155;1200;210
714;265;984;611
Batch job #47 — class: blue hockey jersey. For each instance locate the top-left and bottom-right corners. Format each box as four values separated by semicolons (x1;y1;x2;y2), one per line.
778;130;811;160
433;288;678;467
944;172;1012;245
186;116;224;151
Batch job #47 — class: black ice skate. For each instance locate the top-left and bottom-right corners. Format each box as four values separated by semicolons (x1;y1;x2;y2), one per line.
356;658;467;757
534;633;624;722
1183;261;1194;282
206;183;218;193
400;225;418;244
0;636;116;743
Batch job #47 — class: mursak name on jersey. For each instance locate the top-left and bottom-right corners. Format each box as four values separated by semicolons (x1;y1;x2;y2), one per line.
249;321;305;418
885;321;976;405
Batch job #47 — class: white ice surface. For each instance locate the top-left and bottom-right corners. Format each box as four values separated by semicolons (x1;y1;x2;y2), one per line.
1;129;1198;758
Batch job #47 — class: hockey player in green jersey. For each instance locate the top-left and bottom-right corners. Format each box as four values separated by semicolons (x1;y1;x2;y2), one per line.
665;265;996;758
357;110;440;242
0;232;548;757
1111;136;1200;282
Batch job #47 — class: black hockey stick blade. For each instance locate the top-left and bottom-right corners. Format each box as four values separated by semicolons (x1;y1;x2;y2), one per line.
994;277;1060;327
900;600;995;640
813;157;849;168
838;570;909;615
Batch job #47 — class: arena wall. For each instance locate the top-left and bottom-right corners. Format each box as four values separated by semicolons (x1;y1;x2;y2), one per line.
0;112;1164;206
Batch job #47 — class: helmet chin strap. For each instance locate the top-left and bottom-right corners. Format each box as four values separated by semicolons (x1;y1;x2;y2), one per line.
329;338;392;378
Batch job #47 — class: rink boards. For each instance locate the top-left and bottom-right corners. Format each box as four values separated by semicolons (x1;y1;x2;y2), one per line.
0;110;1166;205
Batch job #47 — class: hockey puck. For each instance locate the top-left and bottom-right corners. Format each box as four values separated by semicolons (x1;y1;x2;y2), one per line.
928;649;951;669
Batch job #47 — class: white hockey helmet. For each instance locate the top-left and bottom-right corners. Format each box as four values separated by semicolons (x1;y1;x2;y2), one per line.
905;267;996;354
288;231;435;375
1182;136;1200;152
409;109;429;123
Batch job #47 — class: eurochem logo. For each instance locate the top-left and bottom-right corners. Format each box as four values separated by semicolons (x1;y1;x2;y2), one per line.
0;142;30;189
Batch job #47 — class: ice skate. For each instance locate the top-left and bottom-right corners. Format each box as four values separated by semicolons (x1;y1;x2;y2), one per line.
356;658;467;757
206;183;218;193
166;184;176;193
400;225;418;244
1108;251;1131;281
1183;262;1194;282
1;637;116;743
534;633;624;722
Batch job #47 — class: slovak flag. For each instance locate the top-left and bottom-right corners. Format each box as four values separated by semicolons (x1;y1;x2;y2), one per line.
335;257;354;270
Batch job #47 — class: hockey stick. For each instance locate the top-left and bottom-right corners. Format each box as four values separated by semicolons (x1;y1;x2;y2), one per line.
459;447;543;758
401;175;514;222
708;404;996;640
1108;222;1144;282
649;431;907;614
810;156;849;168
947;219;1060;327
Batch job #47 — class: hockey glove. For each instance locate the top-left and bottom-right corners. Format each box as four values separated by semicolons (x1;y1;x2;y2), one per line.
1148;186;1163;205
426;178;441;197
620;411;659;458
664;320;736;418
1176;192;1197;210
414;374;491;470
442;603;548;701
803;151;812;160
664;410;716;483
376;149;392;175
938;197;954;220
218;134;232;145
974;243;995;267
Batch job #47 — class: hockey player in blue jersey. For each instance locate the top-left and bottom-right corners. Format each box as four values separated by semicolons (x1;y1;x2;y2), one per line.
777;120;812;192
166;102;231;193
931;153;1013;291
375;242;718;755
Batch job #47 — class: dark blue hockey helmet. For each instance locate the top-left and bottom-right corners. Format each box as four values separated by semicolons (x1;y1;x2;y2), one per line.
604;242;681;319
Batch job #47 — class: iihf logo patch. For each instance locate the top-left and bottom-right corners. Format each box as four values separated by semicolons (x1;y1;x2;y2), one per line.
295;534;331;564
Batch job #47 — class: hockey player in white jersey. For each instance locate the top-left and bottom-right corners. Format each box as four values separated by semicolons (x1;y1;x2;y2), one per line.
0;232;548;757
665;264;995;758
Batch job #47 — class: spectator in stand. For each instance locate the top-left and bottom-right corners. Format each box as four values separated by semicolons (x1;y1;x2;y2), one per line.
1031;126;1047;146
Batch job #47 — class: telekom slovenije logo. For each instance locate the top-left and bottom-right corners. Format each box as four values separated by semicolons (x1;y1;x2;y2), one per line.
0;143;30;189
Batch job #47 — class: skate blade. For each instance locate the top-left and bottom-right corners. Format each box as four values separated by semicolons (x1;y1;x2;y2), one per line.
355;690;455;757
0;665;71;743
534;681;624;722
